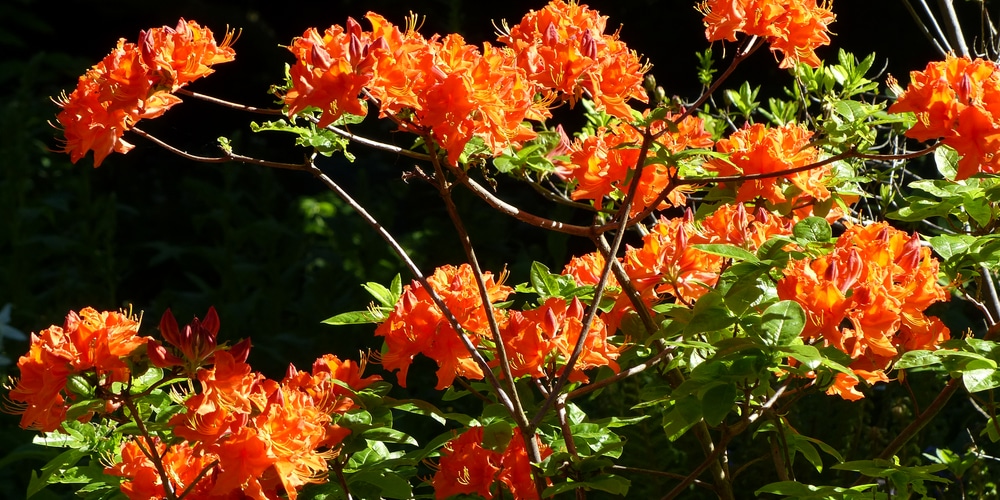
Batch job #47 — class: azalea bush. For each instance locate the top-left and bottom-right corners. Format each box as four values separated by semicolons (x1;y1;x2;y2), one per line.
6;0;1000;498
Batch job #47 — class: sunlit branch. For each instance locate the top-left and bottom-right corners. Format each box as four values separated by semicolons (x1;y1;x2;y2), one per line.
981;264;1000;325
307;163;521;420
176;459;220;500
175;88;284;115
457;174;594;236
566;347;674;400
936;0;970;56
131;127;312;172
902;0;951;57
423;138;530;432
872;378;961;461
529;128;658;432
118;393;178;500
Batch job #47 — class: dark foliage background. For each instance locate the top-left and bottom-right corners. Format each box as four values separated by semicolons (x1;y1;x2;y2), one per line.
3;0;994;498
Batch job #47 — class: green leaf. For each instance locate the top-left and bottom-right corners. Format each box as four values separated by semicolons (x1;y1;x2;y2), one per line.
756;480;879;499
894;350;941;369
27;449;87;498
359;428;418;446
692;243;759;262
661;395;702;441
322;310;382;325
701;383;737;426
542;475;631;497
935;144;959;179
363;280;399;308
962;368;1000;393
964;195;993;227
759;300;806;347
792;217;832;243
346;469;413;499
685;292;736;335
929;234;977;261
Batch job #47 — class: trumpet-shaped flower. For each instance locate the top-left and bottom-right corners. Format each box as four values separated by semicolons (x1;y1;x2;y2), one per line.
889;55;1000;179
555;111;713;215
777;222;950;399
375;264;512;389
55;19;235;166
700;0;835;68
498;0;649;118
7;307;147;431
432;427;551;500
704;122;830;212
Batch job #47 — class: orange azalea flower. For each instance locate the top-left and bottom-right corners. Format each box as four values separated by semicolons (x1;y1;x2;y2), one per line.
285;14;547;164
889;55;1000;179
704;122;829;211
622;204;792;308
499;296;620;382
432;427;502;499
55;20;235;166
498;0;649;118
375;264;512;389
106;438;219;500
7;307;146;431
776;222;950;399
169;348;380;499
700;0;835;68
555;111;713;215
432;427;551;500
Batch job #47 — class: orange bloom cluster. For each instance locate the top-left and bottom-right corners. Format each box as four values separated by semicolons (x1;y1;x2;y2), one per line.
7;308;148;431
431;427;551;500
55;19;236;166
284;14;548;164
497;0;649;119
889;55;1000;180
777;222;950;400
499;296;620;383
555;111;714;215
375;264;513;389
106;439;217;499
623;203;793;306
284;1;650;164
139;351;379;499
700;0;836;68
704;122;830;213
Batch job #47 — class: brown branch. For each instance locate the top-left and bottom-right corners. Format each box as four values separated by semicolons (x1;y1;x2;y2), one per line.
423;138;530;431
175;88;283;115
131;127;312;172
876;377;962;461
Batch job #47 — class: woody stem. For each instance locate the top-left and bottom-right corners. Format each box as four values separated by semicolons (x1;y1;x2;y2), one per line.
118;393;179;500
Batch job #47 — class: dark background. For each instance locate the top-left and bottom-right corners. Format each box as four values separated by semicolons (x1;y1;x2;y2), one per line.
2;0;987;498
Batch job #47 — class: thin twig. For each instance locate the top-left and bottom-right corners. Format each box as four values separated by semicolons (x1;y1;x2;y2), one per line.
175;88;284;115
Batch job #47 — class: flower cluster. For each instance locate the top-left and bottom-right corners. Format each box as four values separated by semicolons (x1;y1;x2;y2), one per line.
497;0;649;119
889;55;1000;180
777;222;951;399
499;296;620;383
106;311;380;499
283;1;648;164
431;427;551;500
55;19;236;166
6;308;148;431
623;203;793;306
375;264;513;389
555;111;714;216
561;204;792;333
699;0;836;68
704;122;830;214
